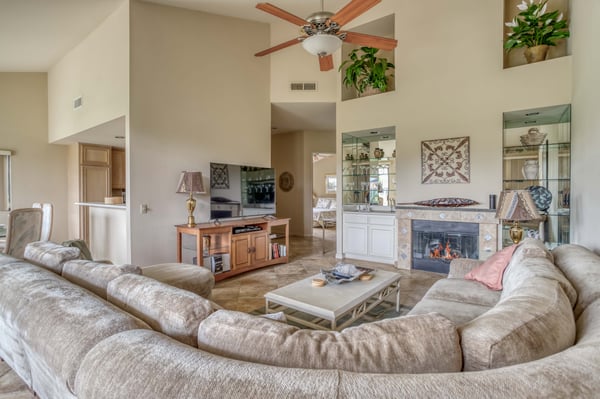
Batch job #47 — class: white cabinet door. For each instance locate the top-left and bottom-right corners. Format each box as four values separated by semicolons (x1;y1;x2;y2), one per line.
343;223;368;256
368;225;396;259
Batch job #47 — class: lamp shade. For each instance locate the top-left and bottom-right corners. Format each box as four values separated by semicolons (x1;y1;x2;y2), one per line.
176;171;205;194
495;190;541;221
302;34;342;56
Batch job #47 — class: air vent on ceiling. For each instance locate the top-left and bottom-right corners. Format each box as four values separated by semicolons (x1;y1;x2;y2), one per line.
290;82;317;91
73;96;83;110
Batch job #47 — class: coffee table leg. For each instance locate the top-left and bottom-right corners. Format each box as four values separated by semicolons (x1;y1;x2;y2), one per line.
396;281;400;312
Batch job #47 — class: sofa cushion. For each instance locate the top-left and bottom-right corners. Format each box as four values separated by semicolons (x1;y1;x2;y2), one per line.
11;270;150;396
24;241;80;274
421;278;501;308
447;258;484;279
62;260;141;299
198;310;462;374
552;244;600;318
408;297;492;326
465;244;517;290
140;263;214;299
107;274;214;347
315;198;331;208
501;239;577;307
460;279;576;371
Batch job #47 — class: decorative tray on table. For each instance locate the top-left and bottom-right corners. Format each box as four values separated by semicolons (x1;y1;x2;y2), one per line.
320;263;374;284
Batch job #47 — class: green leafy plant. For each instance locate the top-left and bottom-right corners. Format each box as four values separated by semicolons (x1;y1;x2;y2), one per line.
339;47;395;96
504;0;570;51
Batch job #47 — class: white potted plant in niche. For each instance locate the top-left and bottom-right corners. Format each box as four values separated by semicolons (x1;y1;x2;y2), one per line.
504;0;570;63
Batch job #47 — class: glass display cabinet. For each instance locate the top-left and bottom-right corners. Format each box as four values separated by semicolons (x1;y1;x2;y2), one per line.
502;104;571;248
341;127;396;209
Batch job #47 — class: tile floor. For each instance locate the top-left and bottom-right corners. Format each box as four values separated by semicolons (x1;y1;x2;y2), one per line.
212;227;444;313
0;227;443;398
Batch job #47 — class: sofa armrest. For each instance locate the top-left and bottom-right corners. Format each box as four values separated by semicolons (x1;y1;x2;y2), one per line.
448;258;484;279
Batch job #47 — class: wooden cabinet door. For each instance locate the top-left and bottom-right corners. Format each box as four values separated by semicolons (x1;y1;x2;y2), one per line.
252;232;269;263
231;235;251;269
80;144;111;166
111;148;125;190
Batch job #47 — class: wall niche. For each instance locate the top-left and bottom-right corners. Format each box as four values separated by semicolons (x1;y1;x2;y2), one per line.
503;0;570;69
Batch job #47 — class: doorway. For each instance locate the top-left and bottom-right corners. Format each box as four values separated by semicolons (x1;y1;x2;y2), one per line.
312;152;336;254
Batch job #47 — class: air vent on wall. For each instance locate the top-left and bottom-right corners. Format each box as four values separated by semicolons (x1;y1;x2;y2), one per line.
73;96;83;110
290;82;317;91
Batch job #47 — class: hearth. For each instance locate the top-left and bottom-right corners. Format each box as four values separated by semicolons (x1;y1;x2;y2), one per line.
412;220;479;274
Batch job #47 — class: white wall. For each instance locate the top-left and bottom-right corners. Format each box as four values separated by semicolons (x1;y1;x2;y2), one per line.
48;0;129;142
0;73;69;242
269;21;336;103
337;0;572;207
571;0;600;252
129;1;271;265
313;154;336;198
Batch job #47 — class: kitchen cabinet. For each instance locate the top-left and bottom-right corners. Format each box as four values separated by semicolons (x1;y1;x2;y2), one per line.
111;148;125;190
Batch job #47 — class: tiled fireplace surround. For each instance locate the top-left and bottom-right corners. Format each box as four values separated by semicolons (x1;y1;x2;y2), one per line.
396;206;499;270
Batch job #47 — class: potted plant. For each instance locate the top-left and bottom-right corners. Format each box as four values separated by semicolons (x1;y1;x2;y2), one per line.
339;46;395;97
504;0;570;63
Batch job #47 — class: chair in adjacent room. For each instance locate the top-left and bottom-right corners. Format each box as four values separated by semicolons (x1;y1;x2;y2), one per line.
2;207;43;258
32;202;53;241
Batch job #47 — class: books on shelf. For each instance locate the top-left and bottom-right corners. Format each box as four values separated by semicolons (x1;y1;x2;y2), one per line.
271;243;287;259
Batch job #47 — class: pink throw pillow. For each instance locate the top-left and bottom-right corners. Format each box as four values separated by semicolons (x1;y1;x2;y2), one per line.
465;245;518;290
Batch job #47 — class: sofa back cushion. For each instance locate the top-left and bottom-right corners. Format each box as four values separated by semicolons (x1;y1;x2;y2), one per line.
552;244;600;319
198;310;462;374
501;239;577;307
107;274;214;347
9;268;150;396
62;260;141;299
460;278;575;371
24;241;80;274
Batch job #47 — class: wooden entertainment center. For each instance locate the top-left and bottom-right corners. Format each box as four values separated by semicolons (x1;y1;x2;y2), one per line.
175;217;289;281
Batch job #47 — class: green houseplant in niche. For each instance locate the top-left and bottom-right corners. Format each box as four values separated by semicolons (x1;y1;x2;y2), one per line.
339;47;395;97
504;0;570;63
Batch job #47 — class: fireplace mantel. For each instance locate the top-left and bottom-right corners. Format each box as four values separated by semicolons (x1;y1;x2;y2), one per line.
396;206;500;270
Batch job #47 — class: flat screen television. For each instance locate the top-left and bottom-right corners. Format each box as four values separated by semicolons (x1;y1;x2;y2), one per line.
209;162;276;220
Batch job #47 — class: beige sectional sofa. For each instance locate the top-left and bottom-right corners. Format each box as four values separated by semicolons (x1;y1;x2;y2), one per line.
1;239;600;398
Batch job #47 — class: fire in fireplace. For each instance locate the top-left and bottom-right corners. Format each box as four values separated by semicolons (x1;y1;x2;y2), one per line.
412;220;479;274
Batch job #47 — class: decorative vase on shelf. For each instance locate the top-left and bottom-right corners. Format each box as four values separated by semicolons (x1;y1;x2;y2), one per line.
374;148;384;159
524;45;549;64
522;160;539;179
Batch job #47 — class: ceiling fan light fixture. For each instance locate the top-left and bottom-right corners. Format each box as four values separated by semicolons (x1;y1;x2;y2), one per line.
301;34;342;56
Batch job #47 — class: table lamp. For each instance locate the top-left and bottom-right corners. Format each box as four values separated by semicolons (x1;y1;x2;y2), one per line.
495;190;541;244
176;171;205;227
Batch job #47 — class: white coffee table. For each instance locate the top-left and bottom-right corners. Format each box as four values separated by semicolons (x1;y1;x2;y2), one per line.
265;270;401;331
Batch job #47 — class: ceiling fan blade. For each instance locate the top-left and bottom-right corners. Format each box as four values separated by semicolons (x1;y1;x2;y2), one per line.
319;54;334;71
254;37;303;57
256;3;308;26
343;31;398;51
330;0;381;27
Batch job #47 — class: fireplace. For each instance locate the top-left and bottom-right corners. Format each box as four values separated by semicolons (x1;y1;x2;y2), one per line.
396;206;499;272
412;220;479;274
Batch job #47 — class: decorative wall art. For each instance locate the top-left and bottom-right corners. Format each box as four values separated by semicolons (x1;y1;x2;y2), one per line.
421;136;470;184
279;171;294;192
210;163;229;189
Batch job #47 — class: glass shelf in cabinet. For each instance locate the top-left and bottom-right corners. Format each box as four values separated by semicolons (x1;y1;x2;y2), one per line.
503;178;570;183
504;142;570;151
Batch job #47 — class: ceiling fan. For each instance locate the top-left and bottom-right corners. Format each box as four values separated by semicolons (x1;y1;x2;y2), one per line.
254;0;398;71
